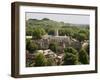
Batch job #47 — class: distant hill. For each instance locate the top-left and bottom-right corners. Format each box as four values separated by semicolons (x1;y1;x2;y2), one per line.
26;18;89;29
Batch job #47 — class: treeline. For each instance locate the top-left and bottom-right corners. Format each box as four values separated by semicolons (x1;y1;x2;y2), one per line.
26;18;89;42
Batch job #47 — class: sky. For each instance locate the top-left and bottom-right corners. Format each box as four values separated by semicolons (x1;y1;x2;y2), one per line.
26;12;90;25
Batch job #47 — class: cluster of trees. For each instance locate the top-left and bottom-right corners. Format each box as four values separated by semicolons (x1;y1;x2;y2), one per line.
59;27;89;42
26;46;89;67
26;18;60;36
73;29;89;42
49;42;59;53
26;39;59;54
26;26;89;42
26;18;90;67
26;18;89;42
26;27;46;39
63;47;89;65
26;38;89;66
26;39;38;53
32;27;46;39
26;52;56;67
34;52;56;66
63;47;79;65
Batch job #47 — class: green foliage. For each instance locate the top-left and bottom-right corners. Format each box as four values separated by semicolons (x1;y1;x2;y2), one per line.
34;52;47;66
49;42;58;53
73;29;89;42
63;47;79;65
32;28;46;39
26;39;31;51
83;44;89;55
79;48;89;64
77;33;87;42
59;29;66;36
63;53;78;65
65;28;74;36
46;57;56;66
26;59;34;67
26;39;38;53
26;18;89;41
48;29;55;35
64;47;78;55
26;28;33;36
42;18;50;20
26;23;33;36
26;18;90;66
59;28;74;36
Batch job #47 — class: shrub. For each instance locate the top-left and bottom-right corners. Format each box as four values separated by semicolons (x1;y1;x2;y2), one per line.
32;28;46;39
26;39;38;53
49;42;58;53
46;57;56;66
63;47;79;65
79;48;89;64
34;53;47;66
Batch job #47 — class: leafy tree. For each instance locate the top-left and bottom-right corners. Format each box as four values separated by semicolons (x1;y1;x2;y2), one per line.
32;28;46;39
26;25;33;36
49;42;58;53
26;39;31;50
59;29;65;36
34;53;47;66
65;28;73;37
83;44;89;55
78;33;87;42
73;32;86;42
59;28;74;37
42;18;50;20
46;57;56;66
26;29;33;36
26;39;38;53
48;29;55;35
64;47;78;55
79;29;89;40
79;48;89;64
63;47;79;65
72;29;89;42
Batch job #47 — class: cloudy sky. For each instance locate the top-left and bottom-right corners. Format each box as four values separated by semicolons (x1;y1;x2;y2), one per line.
26;12;90;25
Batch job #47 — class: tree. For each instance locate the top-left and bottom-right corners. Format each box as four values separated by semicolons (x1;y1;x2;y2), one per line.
26;39;38;53
34;53;47;66
46;57;56;66
78;33;87;42
84;44;89;55
42;18;50;20
79;48;89;64
48;29;55;35
26;24;33;36
59;28;74;37
65;28;73;37
59;29;65;36
64;47;78;55
73;29;89;42
74;33;86;42
32;28;46;39
79;29;89;39
26;28;33;36
63;47;79;65
49;42;58;53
